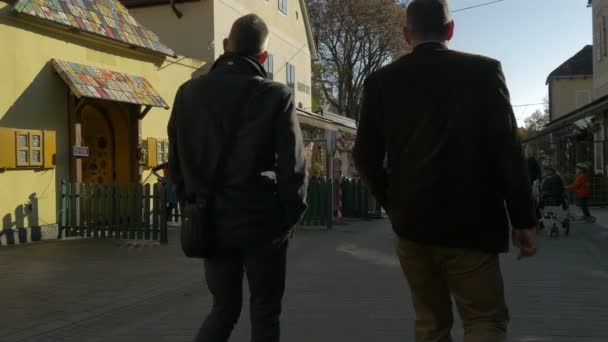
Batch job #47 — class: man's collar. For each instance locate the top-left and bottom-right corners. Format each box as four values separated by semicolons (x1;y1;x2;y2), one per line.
211;52;268;79
412;41;449;52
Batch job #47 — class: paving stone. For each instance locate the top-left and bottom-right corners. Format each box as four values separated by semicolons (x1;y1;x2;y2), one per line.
0;220;607;341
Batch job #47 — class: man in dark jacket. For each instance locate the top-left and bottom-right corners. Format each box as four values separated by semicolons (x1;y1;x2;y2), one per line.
525;146;543;226
353;1;537;341
168;14;307;342
539;166;566;207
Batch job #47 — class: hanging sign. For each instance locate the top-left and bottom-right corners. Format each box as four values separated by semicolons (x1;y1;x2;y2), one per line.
73;146;89;158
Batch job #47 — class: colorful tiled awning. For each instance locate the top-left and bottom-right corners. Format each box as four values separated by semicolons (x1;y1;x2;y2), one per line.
13;0;175;56
52;59;169;108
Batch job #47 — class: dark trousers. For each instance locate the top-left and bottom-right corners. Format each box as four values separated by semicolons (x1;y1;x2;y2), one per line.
195;243;287;342
579;198;591;217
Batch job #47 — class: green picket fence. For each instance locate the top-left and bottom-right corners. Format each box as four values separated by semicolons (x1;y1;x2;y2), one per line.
59;181;168;243
590;176;608;206
341;178;382;219
167;199;181;223
300;177;333;229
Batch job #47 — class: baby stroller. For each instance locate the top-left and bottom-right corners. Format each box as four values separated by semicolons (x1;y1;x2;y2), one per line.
536;170;571;238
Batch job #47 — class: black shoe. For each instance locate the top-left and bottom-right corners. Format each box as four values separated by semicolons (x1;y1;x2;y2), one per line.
550;225;559;238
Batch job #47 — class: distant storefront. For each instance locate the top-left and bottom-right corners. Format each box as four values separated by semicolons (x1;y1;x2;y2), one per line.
296;109;357;179
524;94;608;179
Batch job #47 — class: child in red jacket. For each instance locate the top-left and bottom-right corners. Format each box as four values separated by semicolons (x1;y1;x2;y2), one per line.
566;163;593;222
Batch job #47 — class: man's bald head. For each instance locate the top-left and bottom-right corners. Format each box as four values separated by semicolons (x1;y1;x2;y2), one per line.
226;14;269;57
406;0;453;42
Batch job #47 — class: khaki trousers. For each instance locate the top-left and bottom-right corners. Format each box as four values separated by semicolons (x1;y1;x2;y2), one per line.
397;239;509;342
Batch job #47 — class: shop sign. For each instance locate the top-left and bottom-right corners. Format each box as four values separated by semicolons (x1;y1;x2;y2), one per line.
297;82;311;95
73;146;89;158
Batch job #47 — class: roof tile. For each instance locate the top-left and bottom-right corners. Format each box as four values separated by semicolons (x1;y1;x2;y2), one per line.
13;0;176;56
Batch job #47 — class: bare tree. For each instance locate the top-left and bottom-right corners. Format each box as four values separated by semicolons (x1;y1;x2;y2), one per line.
308;0;406;119
524;109;550;132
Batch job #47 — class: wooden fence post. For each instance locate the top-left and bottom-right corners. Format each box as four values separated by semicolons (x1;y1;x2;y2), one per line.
78;183;85;237
121;184;129;239
99;185;107;238
59;181;67;238
69;183;77;237
86;184;93;237
111;184;119;238
152;183;159;241
160;182;168;244
144;183;151;240
326;177;333;229
136;183;144;240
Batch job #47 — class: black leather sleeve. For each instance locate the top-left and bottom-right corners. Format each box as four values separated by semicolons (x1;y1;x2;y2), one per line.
274;90;308;228
168;85;185;201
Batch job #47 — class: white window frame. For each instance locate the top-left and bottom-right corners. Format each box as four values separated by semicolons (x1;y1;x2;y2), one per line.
286;63;295;90
597;15;604;61
278;0;287;15
595;121;605;174
263;54;274;80
603;16;608;58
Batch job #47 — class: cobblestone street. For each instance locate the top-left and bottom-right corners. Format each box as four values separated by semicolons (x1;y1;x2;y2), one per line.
1;219;608;342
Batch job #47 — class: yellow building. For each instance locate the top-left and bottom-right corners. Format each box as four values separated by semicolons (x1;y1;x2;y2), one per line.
124;0;358;177
592;0;608;98
125;0;317;110
0;0;203;244
526;1;608;177
547;45;593;121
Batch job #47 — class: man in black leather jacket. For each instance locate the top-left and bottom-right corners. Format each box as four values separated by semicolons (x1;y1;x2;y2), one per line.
168;14;307;342
539;166;566;207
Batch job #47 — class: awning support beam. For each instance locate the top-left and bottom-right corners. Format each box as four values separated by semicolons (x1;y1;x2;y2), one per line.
74;96;87;116
138;106;153;120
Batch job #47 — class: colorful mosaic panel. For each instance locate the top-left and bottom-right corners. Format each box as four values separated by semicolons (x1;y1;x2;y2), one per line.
13;0;175;56
52;59;169;108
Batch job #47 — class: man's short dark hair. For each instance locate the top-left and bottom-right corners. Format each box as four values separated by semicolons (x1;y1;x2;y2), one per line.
229;14;269;57
406;0;452;38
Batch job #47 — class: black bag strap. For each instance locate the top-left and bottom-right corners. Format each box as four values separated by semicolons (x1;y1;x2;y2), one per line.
207;77;263;195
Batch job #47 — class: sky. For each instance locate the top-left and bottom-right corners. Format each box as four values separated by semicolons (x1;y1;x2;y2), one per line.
445;0;592;127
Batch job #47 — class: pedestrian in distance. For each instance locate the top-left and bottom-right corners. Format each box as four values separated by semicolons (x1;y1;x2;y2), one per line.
566;163;594;223
525;146;543;226
538;165;570;237
168;14;308;342
152;162;178;220
353;0;538;341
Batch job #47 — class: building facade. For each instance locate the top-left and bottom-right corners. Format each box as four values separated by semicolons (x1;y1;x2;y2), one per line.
593;0;608;98
125;0;316;110
0;0;357;245
124;0;359;180
0;0;203;243
525;1;608;200
547;45;593;121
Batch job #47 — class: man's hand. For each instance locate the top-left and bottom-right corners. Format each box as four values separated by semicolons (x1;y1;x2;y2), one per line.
512;228;538;260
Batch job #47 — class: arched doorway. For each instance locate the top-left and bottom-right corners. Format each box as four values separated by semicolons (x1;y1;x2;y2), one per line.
81;104;115;184
77;101;133;185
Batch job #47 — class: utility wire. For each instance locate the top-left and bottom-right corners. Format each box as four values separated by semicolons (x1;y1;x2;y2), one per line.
217;0;303;51
274;43;309;75
512;103;546;108
216;0;311;76
453;0;505;13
